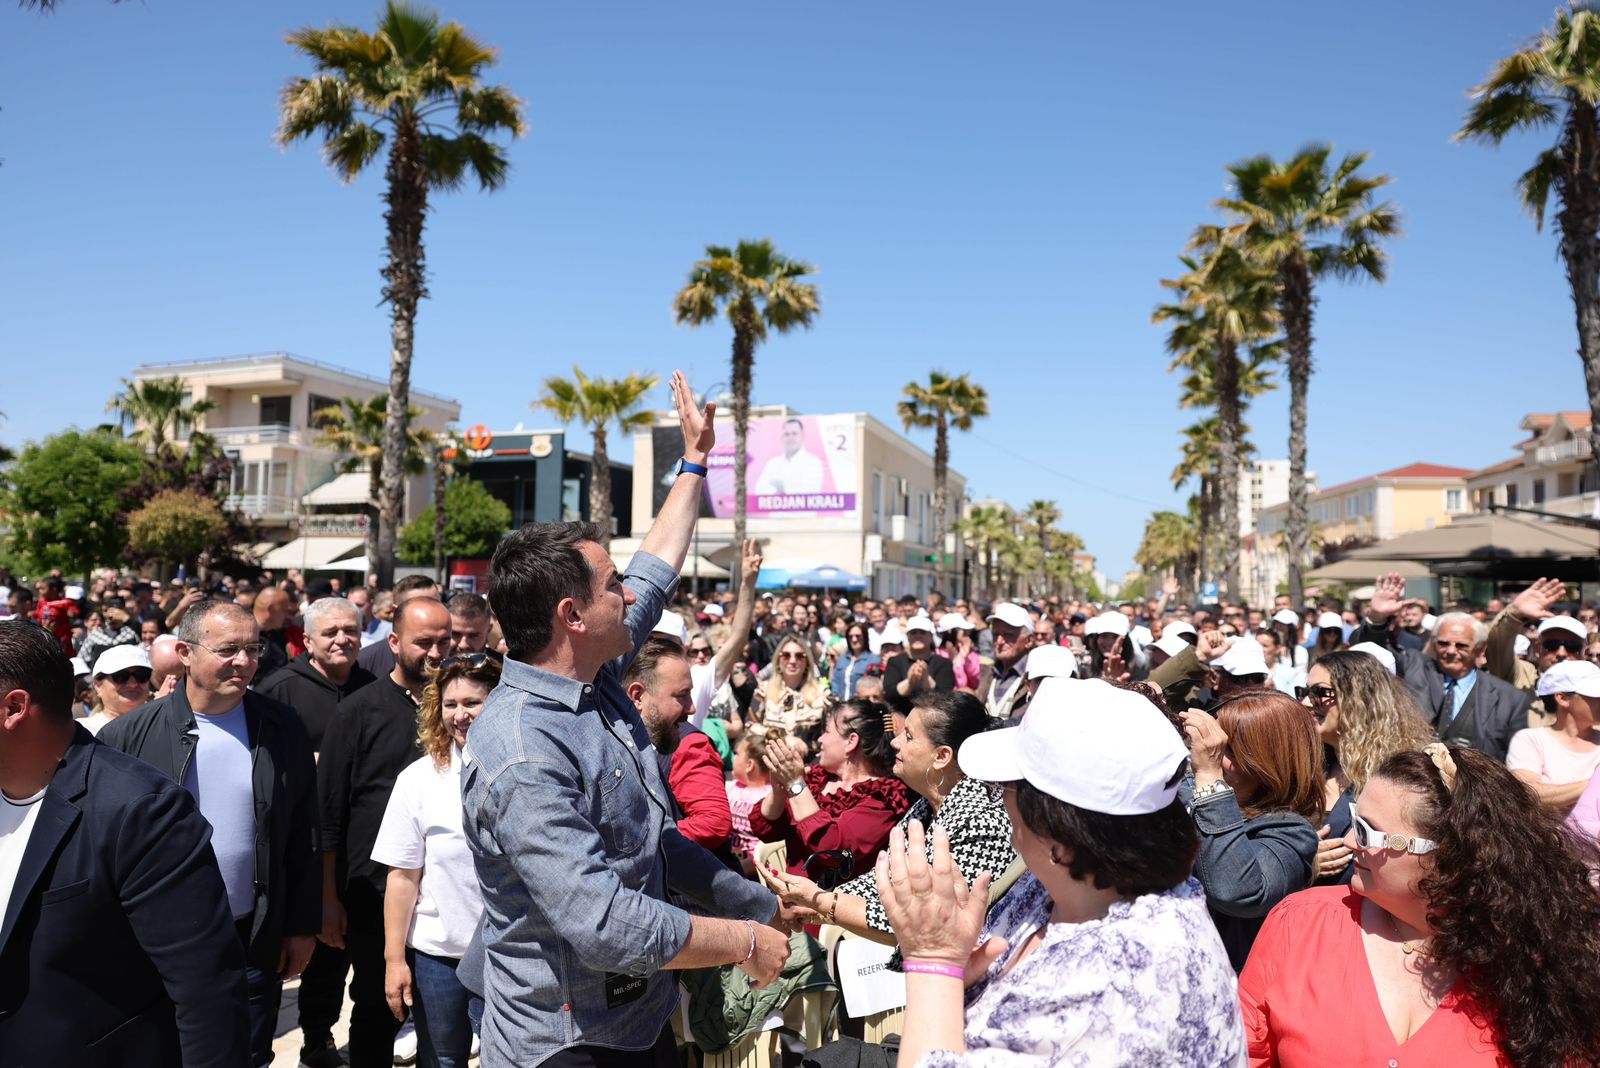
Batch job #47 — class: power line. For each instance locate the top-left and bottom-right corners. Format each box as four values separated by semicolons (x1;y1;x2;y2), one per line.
964;431;1173;511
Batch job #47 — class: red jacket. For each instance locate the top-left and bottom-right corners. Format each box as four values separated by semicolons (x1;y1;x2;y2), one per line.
747;765;911;880
667;730;734;849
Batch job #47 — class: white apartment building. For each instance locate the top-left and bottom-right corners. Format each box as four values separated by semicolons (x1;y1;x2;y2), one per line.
133;352;460;566
1239;459;1302;537
1467;411;1598;520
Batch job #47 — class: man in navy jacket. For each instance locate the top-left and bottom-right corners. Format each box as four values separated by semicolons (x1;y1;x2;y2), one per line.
0;619;249;1067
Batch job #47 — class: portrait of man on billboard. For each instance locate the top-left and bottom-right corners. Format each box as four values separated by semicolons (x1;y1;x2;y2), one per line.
753;417;825;495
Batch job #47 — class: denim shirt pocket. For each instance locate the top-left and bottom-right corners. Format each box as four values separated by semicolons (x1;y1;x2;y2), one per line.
595;762;645;857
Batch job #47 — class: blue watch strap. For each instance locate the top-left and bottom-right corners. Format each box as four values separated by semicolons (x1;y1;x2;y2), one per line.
678;459;709;478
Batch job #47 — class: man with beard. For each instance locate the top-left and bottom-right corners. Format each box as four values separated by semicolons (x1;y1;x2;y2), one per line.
625;638;733;851
254;587;303;678
99;601;320;1067
316;597;451;1068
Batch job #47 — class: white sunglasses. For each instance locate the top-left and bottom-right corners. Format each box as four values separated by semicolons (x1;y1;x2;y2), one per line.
1349;802;1437;855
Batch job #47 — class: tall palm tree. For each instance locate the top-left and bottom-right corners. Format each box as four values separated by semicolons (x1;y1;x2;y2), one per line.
673;240;820;584
1155;231;1279;598
1136;509;1201;594
953;504;1011;601
898;372;990;592
534;368;660;550
106;376;217;455
1218;146;1398;607
315;395;432;574
278;1;527;587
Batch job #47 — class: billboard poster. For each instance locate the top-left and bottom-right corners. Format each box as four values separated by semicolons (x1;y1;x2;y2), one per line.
652;415;858;518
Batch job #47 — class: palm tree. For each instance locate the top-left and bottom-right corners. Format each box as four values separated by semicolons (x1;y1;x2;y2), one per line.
1136;509;1201;595
430;432;468;581
1218;146;1398;608
897;372;990;591
535;368;660;550
953;504;1012;601
315;395;432;574
1458;5;1600;466
278;1;527;587
1020;499;1059;596
673;240;820;583
106;376;217;455
1154;231;1279;598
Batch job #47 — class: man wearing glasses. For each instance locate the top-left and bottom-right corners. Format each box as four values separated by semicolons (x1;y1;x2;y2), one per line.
1358;573;1530;762
1482;577;1588;706
99;600;321;1068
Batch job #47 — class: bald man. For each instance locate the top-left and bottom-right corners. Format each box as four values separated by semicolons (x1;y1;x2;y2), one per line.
316;598;451;1068
254;588;303;677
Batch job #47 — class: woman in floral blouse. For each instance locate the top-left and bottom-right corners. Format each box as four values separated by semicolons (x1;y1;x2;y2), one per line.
881;677;1244;1066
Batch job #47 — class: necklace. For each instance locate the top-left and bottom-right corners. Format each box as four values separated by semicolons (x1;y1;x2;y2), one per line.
1386;910;1429;956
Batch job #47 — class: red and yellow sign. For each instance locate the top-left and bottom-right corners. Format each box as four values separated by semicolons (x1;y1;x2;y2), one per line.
464;424;493;451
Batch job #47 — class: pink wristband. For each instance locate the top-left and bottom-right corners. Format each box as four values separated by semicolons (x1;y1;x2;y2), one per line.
902;960;965;981
739;922;757;965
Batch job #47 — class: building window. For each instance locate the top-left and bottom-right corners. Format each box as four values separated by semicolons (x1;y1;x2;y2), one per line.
1505;483;1519;508
916;493;928;545
259;395;292;426
1365;490;1375;513
1346;494;1358;517
1445;488;1463;512
309;393;341;429
1532;479;1546;505
872;472;883;533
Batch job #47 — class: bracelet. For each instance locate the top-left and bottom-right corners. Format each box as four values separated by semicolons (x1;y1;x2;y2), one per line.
1190;780;1234;804
902;960;965;981
739;922;757;966
823;892;839;926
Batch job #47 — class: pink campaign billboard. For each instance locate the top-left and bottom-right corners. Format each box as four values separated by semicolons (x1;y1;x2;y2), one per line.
704;414;858;517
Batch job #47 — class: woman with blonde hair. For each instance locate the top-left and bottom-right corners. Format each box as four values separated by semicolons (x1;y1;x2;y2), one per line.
750;635;828;745
371;654;502;1068
1301;650;1435;885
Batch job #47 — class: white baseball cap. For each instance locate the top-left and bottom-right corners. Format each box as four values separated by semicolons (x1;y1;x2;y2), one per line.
700;602;724;619
1084;611;1130;638
1538;616;1587;643
1347;641;1397;675
1162;620;1197;642
958;678;1189;816
1514;635;1531;658
1025;643;1078;681
1271;609;1300;627
1536;659;1600;698
878;622;906;646
93;644;151;678
987;603;1031;630
651;610;688;644
904;614;936;636
1212;636;1270;677
1152;632;1193;660
1129;624;1153;652
937;614;974;633
1317;612;1344;630
69;656;91;678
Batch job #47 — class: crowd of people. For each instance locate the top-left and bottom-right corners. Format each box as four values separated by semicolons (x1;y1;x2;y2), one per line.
3;375;1600;1067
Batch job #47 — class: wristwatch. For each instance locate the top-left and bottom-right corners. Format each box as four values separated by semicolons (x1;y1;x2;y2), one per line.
787;779;807;798
675;458;709;478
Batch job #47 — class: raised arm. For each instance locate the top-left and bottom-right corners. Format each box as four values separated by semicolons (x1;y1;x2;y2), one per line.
714;539;763;689
1487;578;1563;682
637;370;716;573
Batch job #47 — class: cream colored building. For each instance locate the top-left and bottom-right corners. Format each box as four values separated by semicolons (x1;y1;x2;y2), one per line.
1245;463;1472;602
134;352;460;566
1467;411;1597;519
620;405;966;599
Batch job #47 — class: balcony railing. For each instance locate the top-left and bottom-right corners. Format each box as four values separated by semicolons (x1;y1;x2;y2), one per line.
225;493;296;517
203;425;305;447
1534;438;1592;465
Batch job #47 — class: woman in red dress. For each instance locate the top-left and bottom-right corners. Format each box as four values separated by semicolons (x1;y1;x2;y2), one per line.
1239;743;1600;1067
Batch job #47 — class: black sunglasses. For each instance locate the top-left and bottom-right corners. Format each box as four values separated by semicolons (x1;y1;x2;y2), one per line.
804;848;855;891
1296;684;1337;702
1542;637;1585;655
105;668;152;685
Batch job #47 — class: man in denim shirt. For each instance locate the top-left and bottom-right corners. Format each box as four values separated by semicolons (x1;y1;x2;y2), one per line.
462;372;791;1067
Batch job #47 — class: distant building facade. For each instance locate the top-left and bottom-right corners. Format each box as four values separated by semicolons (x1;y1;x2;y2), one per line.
1467;411;1598;520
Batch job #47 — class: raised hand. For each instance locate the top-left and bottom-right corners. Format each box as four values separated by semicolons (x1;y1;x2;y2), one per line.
1196;630;1233;665
670;369;716;462
1162;575;1180;598
741;538;764;586
1180;708;1229;781
1367;573;1406;623
1509;577;1566;621
1315;824;1351;881
875;823;989;972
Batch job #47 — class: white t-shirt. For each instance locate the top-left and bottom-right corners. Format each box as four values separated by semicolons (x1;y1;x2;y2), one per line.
0;785;48;924
753;449;825;496
370;748;483;959
1507;728;1600;786
688;662;719;729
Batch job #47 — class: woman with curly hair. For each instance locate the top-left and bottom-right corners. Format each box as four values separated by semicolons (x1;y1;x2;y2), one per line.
1302;650;1436;885
371;654;502;1068
749;635;829;745
1240;744;1600;1067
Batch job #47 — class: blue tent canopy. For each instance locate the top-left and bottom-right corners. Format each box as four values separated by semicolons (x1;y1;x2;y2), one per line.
783;565;868;591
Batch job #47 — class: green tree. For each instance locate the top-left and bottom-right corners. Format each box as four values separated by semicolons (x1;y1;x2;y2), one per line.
2;430;146;576
673;239;820;583
898;371;990;592
1136;509;1201;597
315;395;432;573
1458;5;1600;467
952;504;1012;601
399;478;510;564
534;368;660;550
1154;231;1280;598
278;1;527;587
105;375;217;456
1218;145;1398;607
126;489;227;574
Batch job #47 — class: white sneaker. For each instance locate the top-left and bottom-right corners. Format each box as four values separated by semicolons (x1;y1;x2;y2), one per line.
392;1020;418;1066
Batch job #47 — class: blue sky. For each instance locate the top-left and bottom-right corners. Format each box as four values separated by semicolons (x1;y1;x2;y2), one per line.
1;1;1586;575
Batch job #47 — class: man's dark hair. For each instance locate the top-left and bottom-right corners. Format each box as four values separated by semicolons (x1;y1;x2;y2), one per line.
0;619;74;723
394;574;440;599
175;600;257;646
897;595;918;607
447;591;490;621
12;588;34;604
489;522;604;661
623;636;686;692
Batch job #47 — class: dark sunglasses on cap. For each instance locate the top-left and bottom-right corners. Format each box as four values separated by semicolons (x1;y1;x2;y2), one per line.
803;848;855;891
1542;637;1585;655
103;668;152;686
439;651;502;670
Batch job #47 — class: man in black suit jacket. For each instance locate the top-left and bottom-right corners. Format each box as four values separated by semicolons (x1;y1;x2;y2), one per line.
1356;574;1531;762
0;620;248;1067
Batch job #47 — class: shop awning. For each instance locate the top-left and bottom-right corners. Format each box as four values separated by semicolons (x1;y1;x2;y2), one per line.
259;536;365;570
301;471;374;508
1305;558;1431;585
